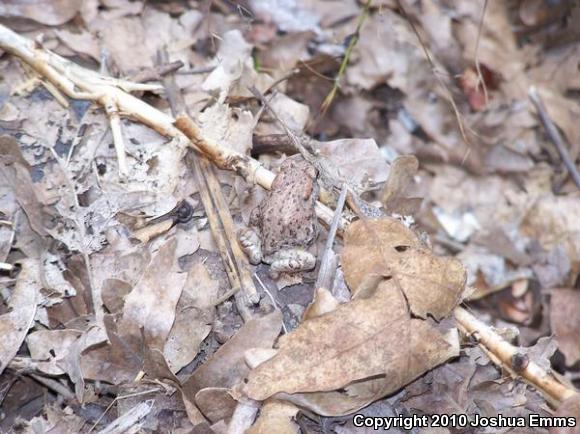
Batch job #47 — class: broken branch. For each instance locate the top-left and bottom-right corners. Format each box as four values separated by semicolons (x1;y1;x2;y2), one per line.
529;86;580;189
454;306;578;406
0;24;341;232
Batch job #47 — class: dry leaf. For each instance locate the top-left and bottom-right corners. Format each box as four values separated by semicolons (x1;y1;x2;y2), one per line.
551;289;580;366
0;259;39;375
342;218;466;319
26;329;82;376
194;387;238;424
316;138;391;187
202;29;271;99
243;279;459;414
198;102;256;156
254;93;310;136
242;217;464;415
120;238;186;349
303;287;340;320
181;309;282;419
0;139;48;238
183;310;282;394
247;400;299;434
54;29;101;61
0;0;82;25
346;11;426;93
80;315;143;385
258;31;314;71
521;195;580;266
163;262;217;372
381;154;420;213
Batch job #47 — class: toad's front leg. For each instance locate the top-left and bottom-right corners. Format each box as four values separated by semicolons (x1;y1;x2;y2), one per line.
238;228;262;265
268;249;316;278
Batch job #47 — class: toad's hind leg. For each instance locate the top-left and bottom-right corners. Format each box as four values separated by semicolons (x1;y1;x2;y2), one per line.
269;249;316;278
238;228;262;265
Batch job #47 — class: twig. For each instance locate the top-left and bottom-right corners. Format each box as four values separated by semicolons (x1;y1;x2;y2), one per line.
529;86;580;188
252;134;296;155
248;86;311;157
189;155;257;320
202;160;260;307
473;0;490;105
0;262;14;271
315;184;347;290
129;60;184;83
103;95;128;177
178;65;216;75
132;219;174;243
41;78;70;107
320;0;372;116
28;373;76;402
89;389;161;433
454;306;578;406
96;399;154;434
254;274;288;334
397;0;471;147
158;50;257;318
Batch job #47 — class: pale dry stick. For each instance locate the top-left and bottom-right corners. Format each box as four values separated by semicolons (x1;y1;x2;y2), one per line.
88;390;162;433
40;78;70;107
0;262;14;271
254;273;289;334
454;306;578;406
28;373;76;401
15;63;69;107
315;183;348;291
529;86;580;188
227;398;261;434
102;95;129;177
202;159;260;307
159;49;259;317
189;155;254;321
0;26;160;177
0;25;340;230
96;399;155;434
132;219;174;244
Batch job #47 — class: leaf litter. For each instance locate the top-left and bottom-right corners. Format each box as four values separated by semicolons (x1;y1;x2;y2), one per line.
0;0;580;432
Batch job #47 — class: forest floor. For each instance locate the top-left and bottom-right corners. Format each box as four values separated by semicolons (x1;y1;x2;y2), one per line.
1;1;580;433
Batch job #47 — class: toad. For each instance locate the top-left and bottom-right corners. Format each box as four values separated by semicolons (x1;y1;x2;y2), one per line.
239;155;319;277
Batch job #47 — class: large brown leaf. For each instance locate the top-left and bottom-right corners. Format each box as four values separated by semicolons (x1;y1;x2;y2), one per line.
342;218;466;320
243;279;458;413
